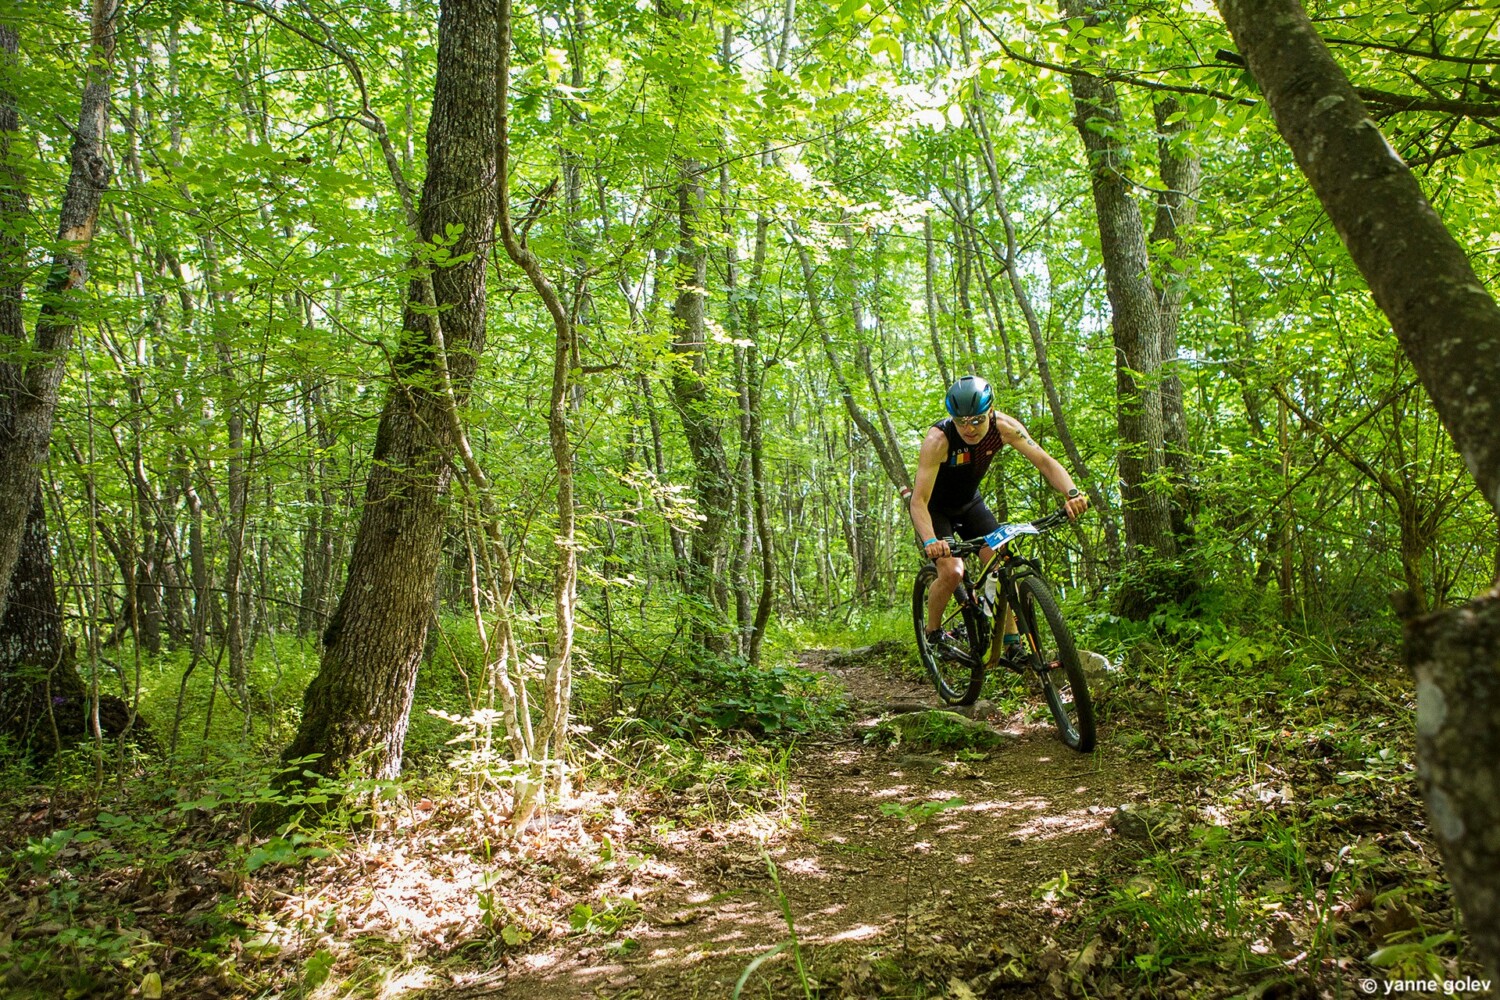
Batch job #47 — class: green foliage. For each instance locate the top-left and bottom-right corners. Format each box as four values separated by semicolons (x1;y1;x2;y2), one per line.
590;730;796;824
1368;930;1455;980
0;747;402;996
1069;587;1468;989
603;645;847;738
1100;821;1326;975
405;615;500;769
779;605;910;653
879;795;964;829
865;711;1005;752
692;657;846;736
7;0;1497;993
111;635;322;766
568;896;641;937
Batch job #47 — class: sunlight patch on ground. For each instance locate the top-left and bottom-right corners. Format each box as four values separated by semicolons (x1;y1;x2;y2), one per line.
782;855;825;876
1009;805;1107;841
959;795;1053;817
820;922;883;943
378;967;438;997
723;809;787;841
870;784;914;799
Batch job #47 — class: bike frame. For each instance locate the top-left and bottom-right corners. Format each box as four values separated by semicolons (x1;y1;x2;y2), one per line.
916;509;1094;749
959;545;1041;671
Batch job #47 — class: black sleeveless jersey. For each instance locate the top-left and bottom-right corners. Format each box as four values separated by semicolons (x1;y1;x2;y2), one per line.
927;417;1005;514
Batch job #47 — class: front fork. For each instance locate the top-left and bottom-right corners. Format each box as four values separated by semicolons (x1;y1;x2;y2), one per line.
982;555;1041;670
985;586;1018;670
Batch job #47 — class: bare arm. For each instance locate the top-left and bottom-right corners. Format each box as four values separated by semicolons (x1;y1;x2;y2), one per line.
995;412;1089;520
909;427;951;556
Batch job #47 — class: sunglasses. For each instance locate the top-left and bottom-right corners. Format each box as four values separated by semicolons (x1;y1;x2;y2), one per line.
954;413;989;429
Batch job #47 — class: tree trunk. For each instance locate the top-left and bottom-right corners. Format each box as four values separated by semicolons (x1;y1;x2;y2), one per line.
297;380;336;638
923;213;952;389
1062;2;1178;606
666;160;734;649
746;216;774;665
0;0;117;623
793;239;912;493
0;486;86;753
495;0;578;779
1149;96;1201;542
965;82;1123;566
282;0;498;782
1217;0;1500;976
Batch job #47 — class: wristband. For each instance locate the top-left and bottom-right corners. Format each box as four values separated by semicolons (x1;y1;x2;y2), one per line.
923;537;938;547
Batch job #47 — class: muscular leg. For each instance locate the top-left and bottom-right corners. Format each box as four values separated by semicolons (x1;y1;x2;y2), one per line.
925;545;995;631
926;555;965;631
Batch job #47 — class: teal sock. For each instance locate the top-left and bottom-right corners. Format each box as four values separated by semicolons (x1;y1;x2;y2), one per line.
1003;633;1020;646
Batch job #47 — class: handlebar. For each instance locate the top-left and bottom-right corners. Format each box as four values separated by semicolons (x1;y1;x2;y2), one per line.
938;508;1073;558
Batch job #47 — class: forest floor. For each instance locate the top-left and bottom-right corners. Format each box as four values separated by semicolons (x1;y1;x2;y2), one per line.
448;645;1154;999
3;637;1489;999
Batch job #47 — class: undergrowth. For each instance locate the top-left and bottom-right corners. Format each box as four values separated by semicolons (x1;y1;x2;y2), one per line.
1034;589;1476;997
0;601;847;999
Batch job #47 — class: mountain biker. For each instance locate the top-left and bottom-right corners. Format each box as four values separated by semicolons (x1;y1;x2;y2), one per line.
909;374;1089;658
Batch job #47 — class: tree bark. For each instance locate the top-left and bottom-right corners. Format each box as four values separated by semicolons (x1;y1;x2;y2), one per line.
719;146;755;656
793;238;912;494
1216;1;1500;517
297;380;336;637
0;0;117;624
746;215;774;665
0;486;85;753
1149;97;1200;541
923;213;953;389
666;160;734;649
1062;1;1178;606
1218;0;1500;976
282;0;498;782
495;0;577;777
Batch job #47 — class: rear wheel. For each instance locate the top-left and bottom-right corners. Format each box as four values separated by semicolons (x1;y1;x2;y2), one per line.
912;565;987;706
1014;574;1095;751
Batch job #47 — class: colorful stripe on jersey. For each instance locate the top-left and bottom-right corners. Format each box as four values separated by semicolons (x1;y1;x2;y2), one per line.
927;416;1006;514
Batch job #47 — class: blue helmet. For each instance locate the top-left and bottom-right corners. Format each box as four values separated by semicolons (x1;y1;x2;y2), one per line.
944;375;993;418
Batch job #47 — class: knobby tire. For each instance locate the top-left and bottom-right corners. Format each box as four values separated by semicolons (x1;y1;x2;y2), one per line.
1015;574;1095;752
912;564;987;706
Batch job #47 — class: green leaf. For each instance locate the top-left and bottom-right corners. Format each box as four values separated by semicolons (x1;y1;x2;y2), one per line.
304;949;336;990
869;33;902;65
733;941;790;999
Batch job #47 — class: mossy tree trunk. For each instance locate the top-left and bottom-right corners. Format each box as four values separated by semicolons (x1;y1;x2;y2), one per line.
1060;0;1181;617
281;0;498;782
1218;0;1500;976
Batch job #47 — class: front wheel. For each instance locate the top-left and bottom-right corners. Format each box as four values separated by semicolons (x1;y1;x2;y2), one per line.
1014;574;1095;752
912;565;987;706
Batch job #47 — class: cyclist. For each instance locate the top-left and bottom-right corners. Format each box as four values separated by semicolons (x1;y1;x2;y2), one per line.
909;374;1089;659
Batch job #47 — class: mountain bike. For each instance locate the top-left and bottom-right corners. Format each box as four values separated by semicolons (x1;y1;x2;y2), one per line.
912;509;1096;752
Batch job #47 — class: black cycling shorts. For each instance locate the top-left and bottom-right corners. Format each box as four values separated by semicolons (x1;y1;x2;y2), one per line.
925;494;1000;547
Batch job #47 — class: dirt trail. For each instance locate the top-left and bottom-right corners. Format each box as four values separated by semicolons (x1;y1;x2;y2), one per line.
481;648;1155;999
